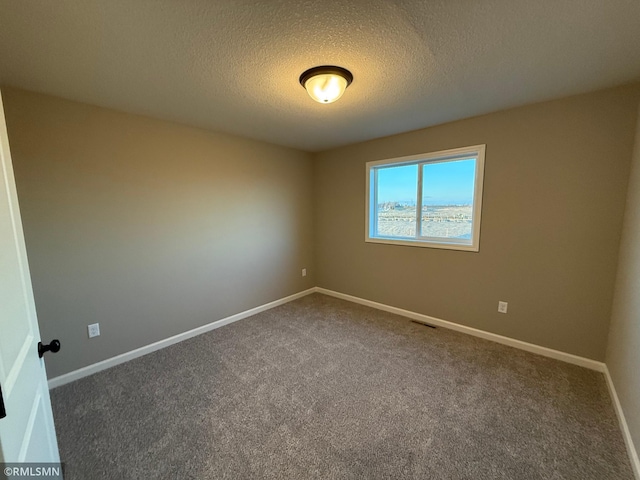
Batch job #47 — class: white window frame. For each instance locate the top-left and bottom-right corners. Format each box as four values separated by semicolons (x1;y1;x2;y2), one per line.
365;144;486;252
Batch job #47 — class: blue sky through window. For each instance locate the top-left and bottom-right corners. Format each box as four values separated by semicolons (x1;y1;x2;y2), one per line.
377;158;476;205
377;164;417;204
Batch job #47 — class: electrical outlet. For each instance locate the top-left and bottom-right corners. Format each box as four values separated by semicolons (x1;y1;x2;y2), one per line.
88;323;100;338
302;268;307;277
498;301;508;314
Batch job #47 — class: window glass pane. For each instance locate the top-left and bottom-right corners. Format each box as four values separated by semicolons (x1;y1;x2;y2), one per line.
421;159;476;240
376;164;418;238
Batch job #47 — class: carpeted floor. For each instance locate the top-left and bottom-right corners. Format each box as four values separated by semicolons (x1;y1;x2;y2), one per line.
51;293;634;479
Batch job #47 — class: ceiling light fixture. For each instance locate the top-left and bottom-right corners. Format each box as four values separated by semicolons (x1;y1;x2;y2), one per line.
299;66;353;104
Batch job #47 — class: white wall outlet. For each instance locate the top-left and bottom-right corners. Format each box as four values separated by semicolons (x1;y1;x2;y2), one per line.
88;323;100;338
498;301;508;314
302;268;307;277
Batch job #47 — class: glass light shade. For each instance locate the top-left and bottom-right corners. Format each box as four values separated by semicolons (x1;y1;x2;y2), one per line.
303;73;349;104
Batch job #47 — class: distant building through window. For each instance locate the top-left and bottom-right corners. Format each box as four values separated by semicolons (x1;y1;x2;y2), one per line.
366;145;485;251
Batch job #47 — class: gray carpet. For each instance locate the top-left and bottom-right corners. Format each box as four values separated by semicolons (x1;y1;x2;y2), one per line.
51;293;634;479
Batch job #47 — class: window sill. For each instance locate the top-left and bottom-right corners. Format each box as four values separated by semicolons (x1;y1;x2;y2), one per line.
365;236;479;252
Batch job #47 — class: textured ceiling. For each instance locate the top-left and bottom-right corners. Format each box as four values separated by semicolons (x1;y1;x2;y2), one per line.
1;1;640;152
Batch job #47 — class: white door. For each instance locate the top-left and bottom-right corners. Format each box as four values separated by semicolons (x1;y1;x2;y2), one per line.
0;89;60;463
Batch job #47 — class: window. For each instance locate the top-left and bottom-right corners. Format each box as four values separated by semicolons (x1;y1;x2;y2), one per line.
366;145;485;251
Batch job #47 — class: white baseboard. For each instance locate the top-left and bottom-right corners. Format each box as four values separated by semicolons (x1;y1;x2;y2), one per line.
49;285;606;381
604;366;640;480
315;287;606;372
49;286;605;389
47;288;316;389
49;285;638;475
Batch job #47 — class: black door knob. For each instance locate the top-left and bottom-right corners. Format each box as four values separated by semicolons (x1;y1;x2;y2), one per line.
38;339;61;358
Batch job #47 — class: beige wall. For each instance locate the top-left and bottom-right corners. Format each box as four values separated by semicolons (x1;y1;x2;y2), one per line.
607;102;640;462
314;84;640;361
2;87;315;379
4;83;640;379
